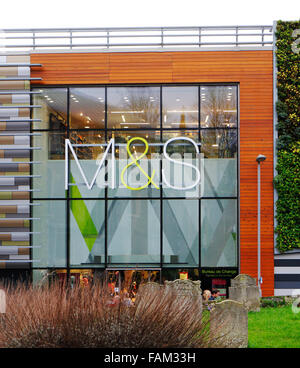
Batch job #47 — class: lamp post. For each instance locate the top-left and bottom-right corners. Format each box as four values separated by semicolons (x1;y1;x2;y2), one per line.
256;154;266;297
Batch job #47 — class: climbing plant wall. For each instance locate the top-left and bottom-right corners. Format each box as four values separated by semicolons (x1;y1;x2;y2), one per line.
274;20;300;252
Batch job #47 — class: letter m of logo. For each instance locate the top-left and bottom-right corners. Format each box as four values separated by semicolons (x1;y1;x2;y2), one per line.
64;138;115;190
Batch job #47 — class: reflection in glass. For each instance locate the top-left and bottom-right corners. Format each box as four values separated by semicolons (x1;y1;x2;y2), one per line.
201;86;237;128
107;87;160;129
107;200;160;265
201;129;237;158
162;86;198;128
70;88;105;129
201;199;237;267
163;200;199;267
70;200;105;267
32;201;67;267
33;88;67;130
32;132;66;198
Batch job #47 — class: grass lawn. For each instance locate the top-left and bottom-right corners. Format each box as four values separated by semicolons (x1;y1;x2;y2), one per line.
248;306;300;348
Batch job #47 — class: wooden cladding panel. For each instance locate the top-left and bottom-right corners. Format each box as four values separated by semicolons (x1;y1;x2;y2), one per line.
31;50;274;296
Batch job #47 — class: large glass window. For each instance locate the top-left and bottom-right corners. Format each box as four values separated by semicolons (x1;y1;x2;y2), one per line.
107;199;160;266
107;130;160;198
163;200;199;267
201;129;237;197
33;88;67;130
70;87;105;129
70;200;105;267
32;132;66;198
200;86;237;128
201;199;237;267
162;131;200;198
162;86;198;129
32;200;67;267
32;84;238;273
107;87;160;129
69;131;106;198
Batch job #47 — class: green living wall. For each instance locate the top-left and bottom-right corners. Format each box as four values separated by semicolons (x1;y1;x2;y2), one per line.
274;20;300;252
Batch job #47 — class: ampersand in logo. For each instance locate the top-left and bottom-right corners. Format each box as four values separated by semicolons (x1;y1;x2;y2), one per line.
121;137;159;191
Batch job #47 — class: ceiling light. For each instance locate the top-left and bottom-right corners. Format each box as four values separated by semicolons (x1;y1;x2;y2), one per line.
167;110;197;113
120;122;150;125
110;111;144;114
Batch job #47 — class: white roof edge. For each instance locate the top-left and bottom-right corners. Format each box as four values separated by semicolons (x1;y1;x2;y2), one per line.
28;46;273;54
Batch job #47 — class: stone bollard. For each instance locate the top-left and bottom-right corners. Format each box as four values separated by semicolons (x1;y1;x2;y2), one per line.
229;274;260;312
164;279;202;317
210;300;248;348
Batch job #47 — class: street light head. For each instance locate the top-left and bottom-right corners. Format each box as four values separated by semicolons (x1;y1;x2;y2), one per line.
256;154;266;163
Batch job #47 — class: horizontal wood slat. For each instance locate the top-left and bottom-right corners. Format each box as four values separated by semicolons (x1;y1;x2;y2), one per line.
31;50;274;296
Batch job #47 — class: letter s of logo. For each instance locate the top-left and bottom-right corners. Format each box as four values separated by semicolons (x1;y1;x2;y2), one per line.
162;137;200;190
291;29;300;54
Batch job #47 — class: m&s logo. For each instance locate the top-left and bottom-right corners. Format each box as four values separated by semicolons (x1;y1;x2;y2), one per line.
65;136;203;193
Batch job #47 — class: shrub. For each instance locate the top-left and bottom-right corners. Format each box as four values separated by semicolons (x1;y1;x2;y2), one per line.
0;282;220;348
260;296;286;308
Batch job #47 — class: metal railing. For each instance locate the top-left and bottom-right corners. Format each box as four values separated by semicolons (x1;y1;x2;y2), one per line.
0;25;273;52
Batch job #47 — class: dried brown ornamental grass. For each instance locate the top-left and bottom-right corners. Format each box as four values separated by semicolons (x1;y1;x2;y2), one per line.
0;282;218;348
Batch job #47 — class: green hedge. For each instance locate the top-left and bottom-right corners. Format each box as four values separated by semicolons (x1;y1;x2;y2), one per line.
274;21;300;252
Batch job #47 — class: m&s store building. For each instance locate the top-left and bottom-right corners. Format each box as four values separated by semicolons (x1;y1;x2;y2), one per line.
0;24;298;297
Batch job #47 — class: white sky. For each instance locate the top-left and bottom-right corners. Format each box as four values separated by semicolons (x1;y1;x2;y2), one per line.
1;0;299;29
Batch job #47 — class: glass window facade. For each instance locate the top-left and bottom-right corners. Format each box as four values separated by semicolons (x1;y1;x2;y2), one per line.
32;85;238;276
